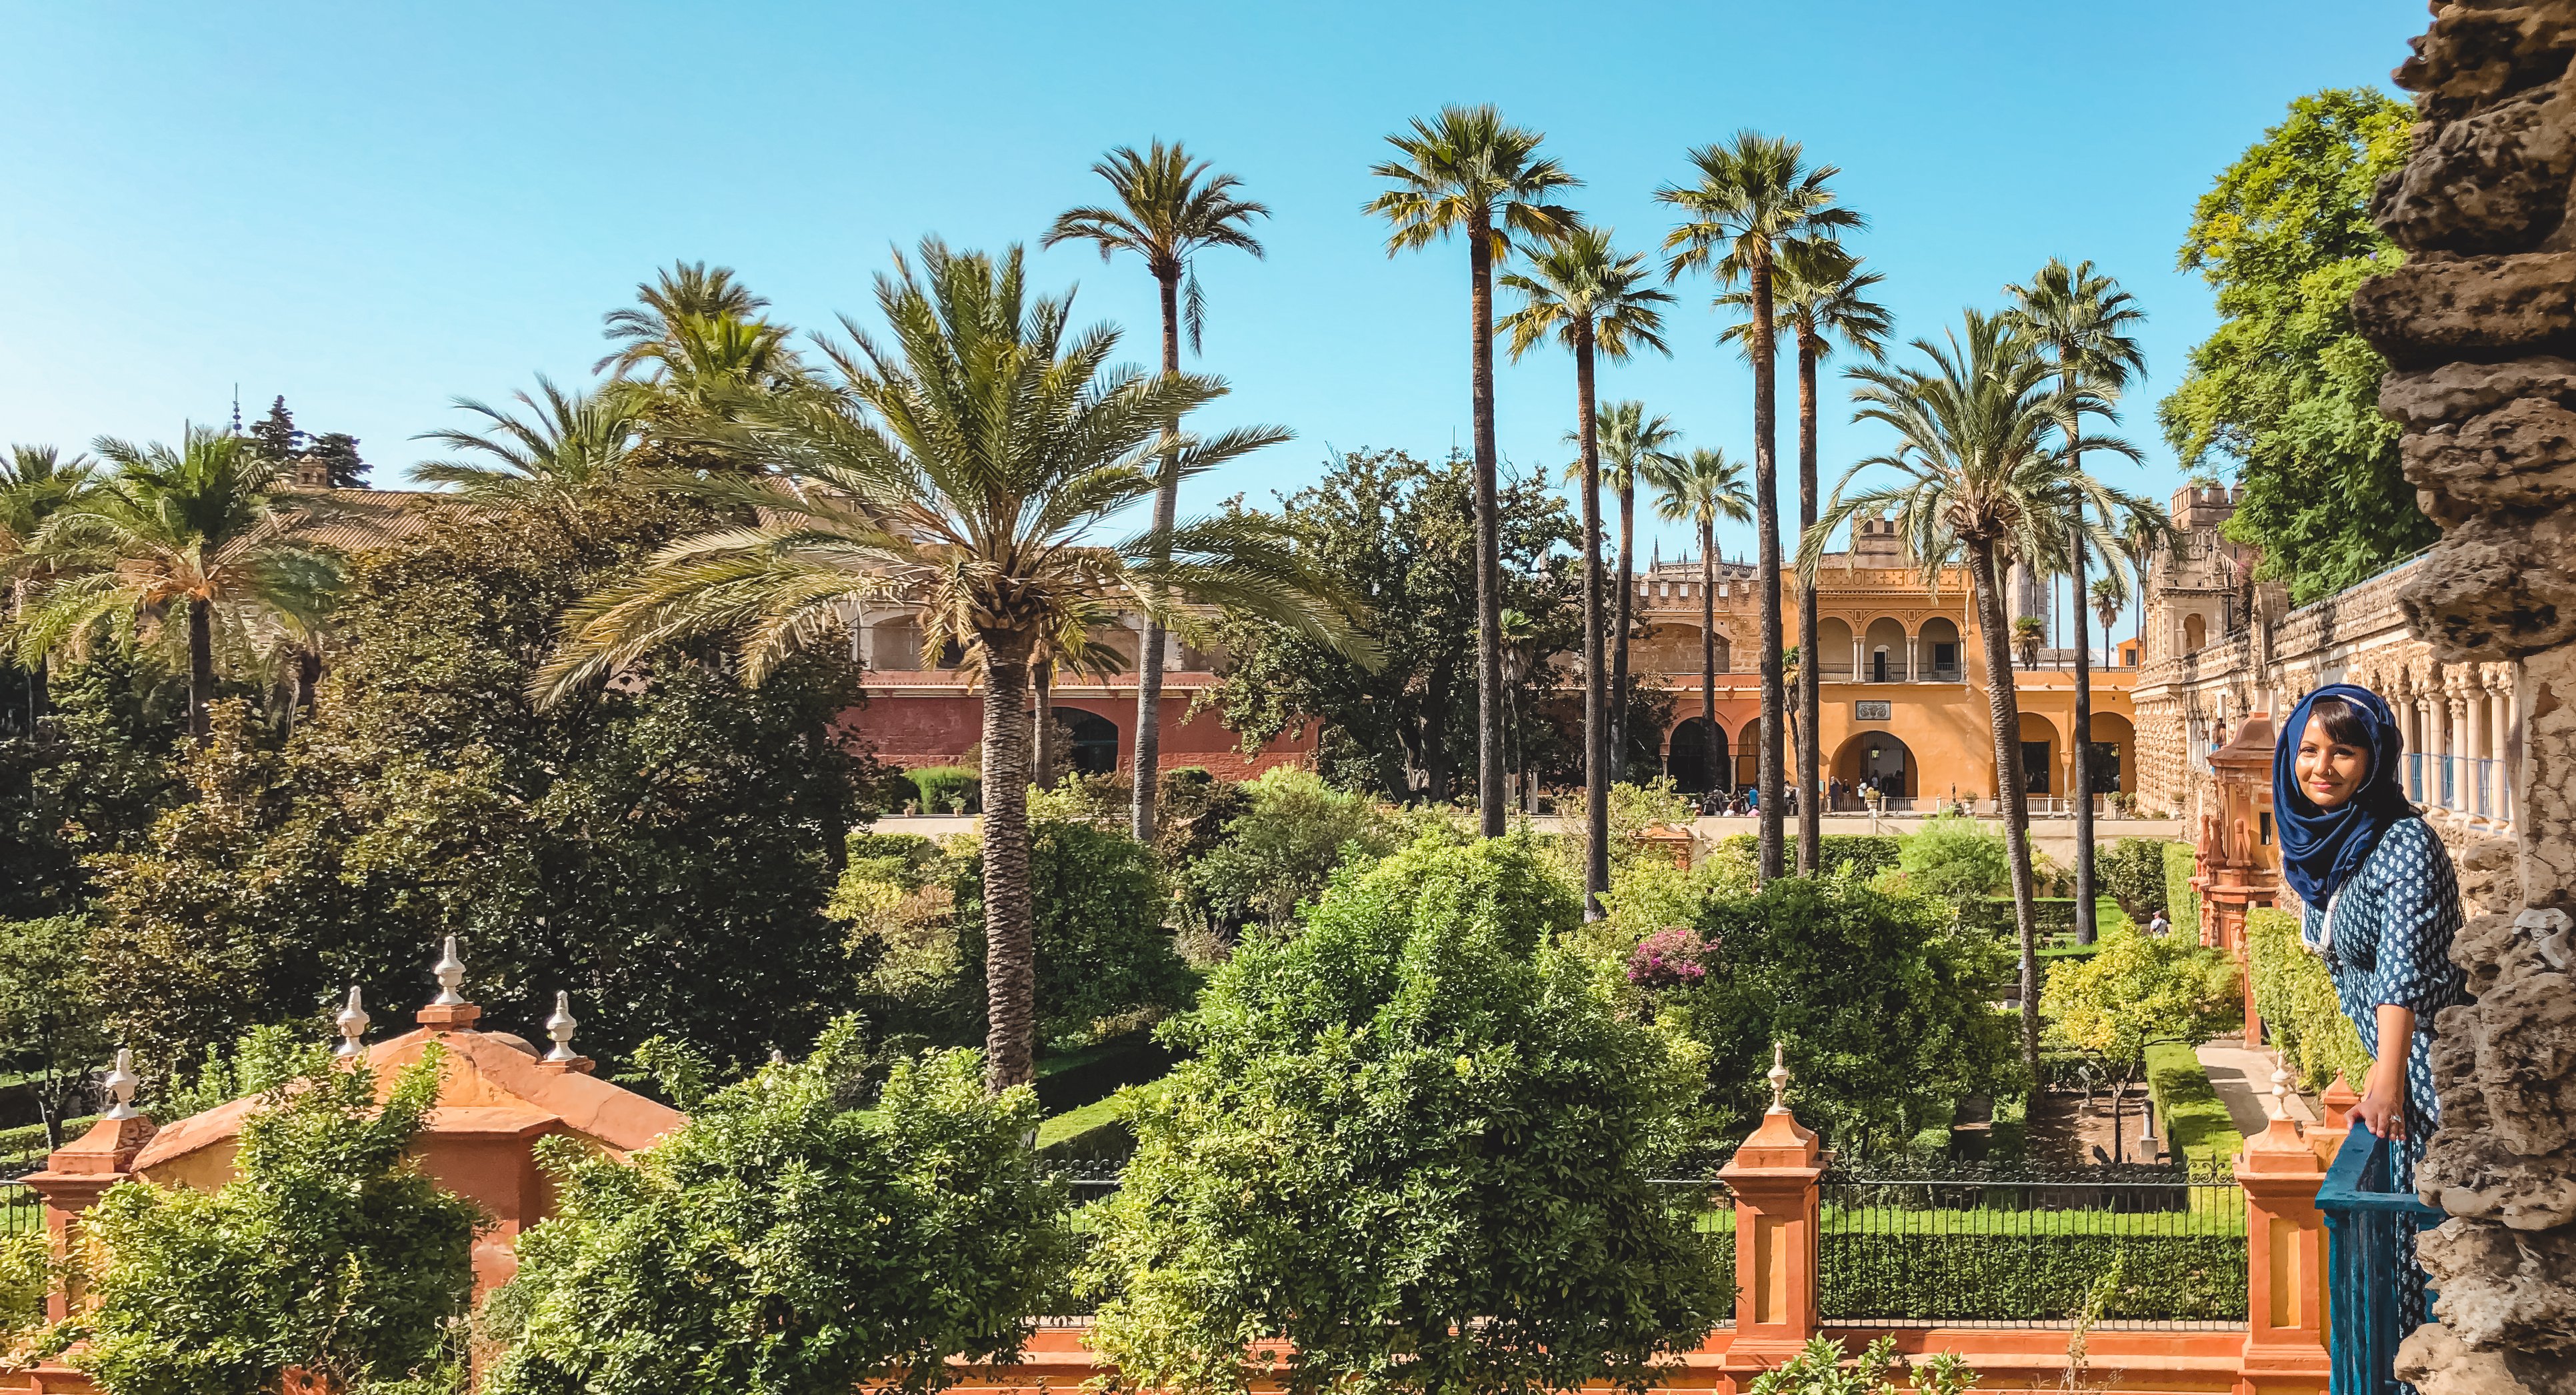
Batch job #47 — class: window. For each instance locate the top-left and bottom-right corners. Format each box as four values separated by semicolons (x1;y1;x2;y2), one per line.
1932;641;1958;678
2085;741;2121;793
1871;647;1889;683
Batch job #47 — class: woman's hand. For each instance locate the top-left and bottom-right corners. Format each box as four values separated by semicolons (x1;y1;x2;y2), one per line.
2356;1004;2417;1140
2353;1080;2407;1141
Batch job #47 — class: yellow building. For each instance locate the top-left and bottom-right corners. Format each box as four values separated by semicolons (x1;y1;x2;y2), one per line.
1619;518;2138;810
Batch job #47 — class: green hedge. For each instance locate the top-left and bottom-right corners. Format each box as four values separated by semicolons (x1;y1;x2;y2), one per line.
2097;839;2175;922
2246;907;2372;1092
2145;1040;2243;1165
907;765;979;813
2165;841;2199;935
1708;834;1904;880
1964;896;2080;939
1819;1233;2245;1322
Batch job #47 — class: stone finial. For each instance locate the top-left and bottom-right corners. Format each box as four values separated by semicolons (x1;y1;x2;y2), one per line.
100;1048;139;1121
543;992;579;1064
429;935;467;1006
1767;1041;1791;1114
2265;1065;2293;1122
334;986;371;1058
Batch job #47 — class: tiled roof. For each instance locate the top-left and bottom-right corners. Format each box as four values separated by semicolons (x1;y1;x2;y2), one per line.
278;487;473;553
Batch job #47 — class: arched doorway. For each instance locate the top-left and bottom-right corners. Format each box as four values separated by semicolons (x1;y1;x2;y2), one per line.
1733;717;1764;791
2017;712;2060;795
1817;617;1855;681
1064;710;1121;776
2183;613;2207;654
1919;617;1963;682
1667;718;1727;794
1864;617;1907;683
2085;712;2135;795
1832;732;1915;801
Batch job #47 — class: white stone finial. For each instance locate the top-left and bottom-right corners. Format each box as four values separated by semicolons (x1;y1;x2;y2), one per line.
334;986;371;1058
2267;1065;2293;1122
543;992;579;1063
429;935;467;1006
1767;1040;1791;1114
101;1048;139;1121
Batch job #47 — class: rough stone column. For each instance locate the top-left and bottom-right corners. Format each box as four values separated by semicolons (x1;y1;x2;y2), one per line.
2350;5;2576;1386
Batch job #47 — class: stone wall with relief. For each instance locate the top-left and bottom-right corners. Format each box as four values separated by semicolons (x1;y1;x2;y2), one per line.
2347;4;2576;1389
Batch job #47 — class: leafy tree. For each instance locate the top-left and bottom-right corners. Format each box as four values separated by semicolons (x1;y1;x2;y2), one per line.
2040;924;2240;1160
0;647;185;918
1177;764;1401;936
243;397;303;470
482;1036;1067;1395
949;818;1196;1050
76;1046;481;1395
1661;131;1859;882
2159;88;2426;603
1207;448;1576;804
1047;141;1270;844
1367;105;1579;840
15;429;343;743
1087;837;1727;1395
0;916;108;1146
535;241;1350;1090
1497;225;1673;919
1896;812;2010;902
304;432;369;489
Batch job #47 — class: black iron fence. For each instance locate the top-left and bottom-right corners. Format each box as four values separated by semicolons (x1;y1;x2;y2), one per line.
0;1182;39;1238
1817;1157;2246;1329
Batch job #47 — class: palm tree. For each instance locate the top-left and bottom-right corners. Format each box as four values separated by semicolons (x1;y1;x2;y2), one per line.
2014;615;2046;671
1047;141;1271;844
596;261;773;376
535;241;1356;1090
1641;446;1752;792
2;447;97;728
15;428;343;744
1660;131;1860;881
2091;575;2127;671
1592;402;1683;773
2007;259;2147;946
1498;225;1673;918
1367;105;1579;836
1797;309;2139;1077
413;377;643;515
1726;239;1890;872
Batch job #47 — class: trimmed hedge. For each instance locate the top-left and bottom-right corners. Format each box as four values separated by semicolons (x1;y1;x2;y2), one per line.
2145;1041;2243;1164
2097;838;2175;922
1033;1031;1177;1115
1964;896;2080;939
2165;840;2199;936
2246;907;2372;1092
907;765;979;812
1819;1232;2245;1322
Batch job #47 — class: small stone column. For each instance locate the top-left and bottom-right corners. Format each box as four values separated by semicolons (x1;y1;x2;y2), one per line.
20;1050;153;1322
1717;1047;1823;1376
2235;1071;2331;1394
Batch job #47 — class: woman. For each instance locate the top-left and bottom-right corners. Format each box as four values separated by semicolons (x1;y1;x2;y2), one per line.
2271;683;2469;1174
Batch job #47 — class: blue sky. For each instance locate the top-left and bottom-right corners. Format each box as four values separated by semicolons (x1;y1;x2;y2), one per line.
1;1;2415;588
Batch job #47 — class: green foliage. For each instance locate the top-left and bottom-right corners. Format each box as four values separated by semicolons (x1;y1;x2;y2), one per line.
1819;1232;2244;1324
2165;840;2199;932
1087;836;1725;1395
149;1024;309;1120
1745;1336;1901;1395
2097;838;2176;923
76;1046;481;1395
1177;765;1399;936
483;1034;1069;1395
0;1230;49;1360
1896;812;2009;900
2041;925;2241;1088
2145;1040;2244;1165
1653;877;2019;1154
2246;906;2372;1091
2161;88;2431;603
1705;834;1900;884
0;915;109;1144
951;820;1195;1050
906;764;979;813
0;649;185;918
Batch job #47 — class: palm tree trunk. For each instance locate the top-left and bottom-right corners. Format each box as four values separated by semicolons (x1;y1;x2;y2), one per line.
1795;333;1822;874
1751;257;1785;882
2071;516;2097;945
1699;519;1716;740
1612;477;1634;780
1468;209;1505;839
1129;269;1183;844
1032;658;1056;790
1577;321;1609;920
1969;542;2044;1077
977;634;1040;1090
186;598;214;744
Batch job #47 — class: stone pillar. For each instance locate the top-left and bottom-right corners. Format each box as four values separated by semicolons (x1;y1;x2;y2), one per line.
2351;6;2576;1382
20;1053;153;1323
1906;636;1919;682
2235;1082;2331;1395
1717;1053;1823;1378
2497;675;2517;826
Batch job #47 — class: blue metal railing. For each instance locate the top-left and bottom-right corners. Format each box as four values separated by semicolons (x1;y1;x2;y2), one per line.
2317;1121;2444;1395
2406;753;2423;804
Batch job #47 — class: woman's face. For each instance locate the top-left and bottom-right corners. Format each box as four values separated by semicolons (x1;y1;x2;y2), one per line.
2295;722;2371;809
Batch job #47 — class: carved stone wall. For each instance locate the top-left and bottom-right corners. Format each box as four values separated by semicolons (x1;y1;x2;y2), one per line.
2350;5;2576;1388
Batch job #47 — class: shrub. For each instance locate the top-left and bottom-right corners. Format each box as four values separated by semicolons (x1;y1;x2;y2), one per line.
907;765;979;814
78;1045;482;1395
2165;840;2199;934
952;820;1196;1050
1556;778;1699;886
1818;1232;2244;1324
1706;835;1901;882
2097;839;2173;923
1086;836;1726;1395
1963;897;2081;942
2145;1040;2243;1164
2245;907;2371;1092
484;1031;1068;1395
1177;766;1398;936
2041;925;2241;1161
1896;813;2009;901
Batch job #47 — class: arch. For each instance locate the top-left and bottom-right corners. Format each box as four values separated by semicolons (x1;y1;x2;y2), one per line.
1831;731;1916;799
1667;717;1727;794
1817;617;1855;680
1063;709;1121;776
1863;617;1908;682
2183;613;2207;654
2084;711;2136;796
2017;712;2061;795
1918;617;1963;682
1733;716;1765;790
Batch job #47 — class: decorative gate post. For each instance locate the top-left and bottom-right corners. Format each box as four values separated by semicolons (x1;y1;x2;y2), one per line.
19;1050;153;1322
1717;1046;1823;1378
2233;1070;2330;1395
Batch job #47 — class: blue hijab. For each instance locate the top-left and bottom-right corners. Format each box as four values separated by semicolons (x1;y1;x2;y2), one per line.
2271;683;2413;909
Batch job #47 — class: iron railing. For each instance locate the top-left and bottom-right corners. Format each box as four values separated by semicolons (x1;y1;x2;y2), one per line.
1816;1158;2246;1330
2409;754;2509;823
2317;1121;2443;1395
0;1182;39;1237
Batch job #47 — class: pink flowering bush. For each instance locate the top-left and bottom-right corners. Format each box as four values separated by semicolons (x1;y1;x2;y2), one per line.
1627;926;1711;990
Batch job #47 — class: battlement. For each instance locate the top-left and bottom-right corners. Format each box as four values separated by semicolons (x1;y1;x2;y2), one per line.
2169;483;2238;531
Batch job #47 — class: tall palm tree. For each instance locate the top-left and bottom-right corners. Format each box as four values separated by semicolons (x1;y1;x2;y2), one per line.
1641;446;1753;790
1497;225;1673;918
413;378;643;515
1661;131;1859;881
2091;575;2126;671
595;261;773;376
535;241;1357;1090
1047;141;1271;844
1367;105;1579;836
1592;402;1683;772
1797;310;2140;1076
2007;259;2147;946
2;447;97;728
15;429;343;744
1726;239;1890;872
